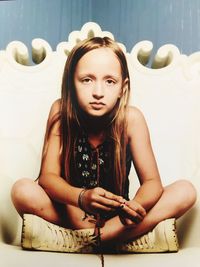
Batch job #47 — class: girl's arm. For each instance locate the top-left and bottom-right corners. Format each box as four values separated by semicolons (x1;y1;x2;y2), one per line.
38;99;83;207
127;107;164;211
38;100;123;212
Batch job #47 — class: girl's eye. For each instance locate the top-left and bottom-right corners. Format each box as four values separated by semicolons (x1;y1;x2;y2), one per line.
106;79;116;85
82;78;92;84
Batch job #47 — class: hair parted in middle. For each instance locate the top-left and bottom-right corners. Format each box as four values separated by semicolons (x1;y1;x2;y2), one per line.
48;36;131;196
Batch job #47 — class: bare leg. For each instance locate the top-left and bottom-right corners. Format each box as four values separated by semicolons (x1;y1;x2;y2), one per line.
63;180;196;244
11;179;197;245
11;178;68;226
100;180;197;244
11;178;100;229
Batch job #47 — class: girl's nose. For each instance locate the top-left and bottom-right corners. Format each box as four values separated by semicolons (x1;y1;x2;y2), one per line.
92;82;104;99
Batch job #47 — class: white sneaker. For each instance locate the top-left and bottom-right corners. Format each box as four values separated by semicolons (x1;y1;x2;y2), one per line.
21;214;97;253
119;218;179;253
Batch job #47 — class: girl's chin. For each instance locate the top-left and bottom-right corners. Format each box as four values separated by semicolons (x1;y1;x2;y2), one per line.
83;109;108;118
77;107;116;125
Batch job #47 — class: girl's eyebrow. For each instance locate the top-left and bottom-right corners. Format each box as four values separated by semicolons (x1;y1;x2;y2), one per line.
77;72;120;80
76;73;96;80
77;73;95;78
104;74;120;80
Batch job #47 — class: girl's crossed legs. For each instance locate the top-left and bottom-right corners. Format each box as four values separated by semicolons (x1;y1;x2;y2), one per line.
11;178;196;244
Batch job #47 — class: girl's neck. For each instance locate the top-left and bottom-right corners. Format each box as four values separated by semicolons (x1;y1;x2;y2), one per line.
85;117;108;148
78;110;112;133
78;111;111;148
87;130;107;148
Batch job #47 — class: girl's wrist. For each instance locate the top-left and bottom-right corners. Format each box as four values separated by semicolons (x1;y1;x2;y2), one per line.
78;188;88;211
78;188;95;221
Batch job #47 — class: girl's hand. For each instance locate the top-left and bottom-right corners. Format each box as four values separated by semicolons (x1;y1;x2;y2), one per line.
80;187;124;215
118;200;146;226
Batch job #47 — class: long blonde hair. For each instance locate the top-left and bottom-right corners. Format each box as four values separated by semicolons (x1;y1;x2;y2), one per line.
54;37;130;196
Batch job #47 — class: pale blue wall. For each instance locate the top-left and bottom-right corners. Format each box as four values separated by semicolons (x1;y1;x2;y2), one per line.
1;0;200;54
0;0;92;50
92;0;200;54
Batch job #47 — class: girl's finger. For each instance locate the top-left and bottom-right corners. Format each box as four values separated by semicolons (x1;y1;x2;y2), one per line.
119;216;136;226
126;201;146;217
119;204;143;223
98;195;122;208
101;190;125;204
91;202;115;212
90;188;123;207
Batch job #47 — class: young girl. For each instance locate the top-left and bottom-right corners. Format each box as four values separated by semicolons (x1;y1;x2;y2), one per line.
11;37;196;256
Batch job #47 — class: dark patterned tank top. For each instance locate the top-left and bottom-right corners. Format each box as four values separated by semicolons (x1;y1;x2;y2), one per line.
72;134;132;200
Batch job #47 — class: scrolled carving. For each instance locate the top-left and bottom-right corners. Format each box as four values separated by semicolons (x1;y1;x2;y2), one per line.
1;22;197;78
4;39;54;70
130;40;181;72
151;44;180;69
6;41;29;66
131;40;153;66
56;22;116;56
31;38;52;64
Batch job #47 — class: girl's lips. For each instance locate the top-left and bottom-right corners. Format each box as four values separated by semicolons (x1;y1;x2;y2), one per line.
90;102;105;109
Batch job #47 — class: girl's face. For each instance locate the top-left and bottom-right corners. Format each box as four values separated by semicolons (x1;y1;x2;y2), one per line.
74;47;124;118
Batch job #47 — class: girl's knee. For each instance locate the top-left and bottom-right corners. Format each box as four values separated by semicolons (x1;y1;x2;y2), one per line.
174;179;197;207
11;178;36;206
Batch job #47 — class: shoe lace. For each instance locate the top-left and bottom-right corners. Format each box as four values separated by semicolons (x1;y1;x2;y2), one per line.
46;223;96;252
130;231;155;249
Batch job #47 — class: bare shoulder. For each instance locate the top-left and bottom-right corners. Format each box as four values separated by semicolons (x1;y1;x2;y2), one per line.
126;106;146;124
47;99;61;134
49;99;61;118
126;106;149;138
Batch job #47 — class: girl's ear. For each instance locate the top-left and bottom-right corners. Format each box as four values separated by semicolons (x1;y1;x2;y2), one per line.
119;78;129;98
